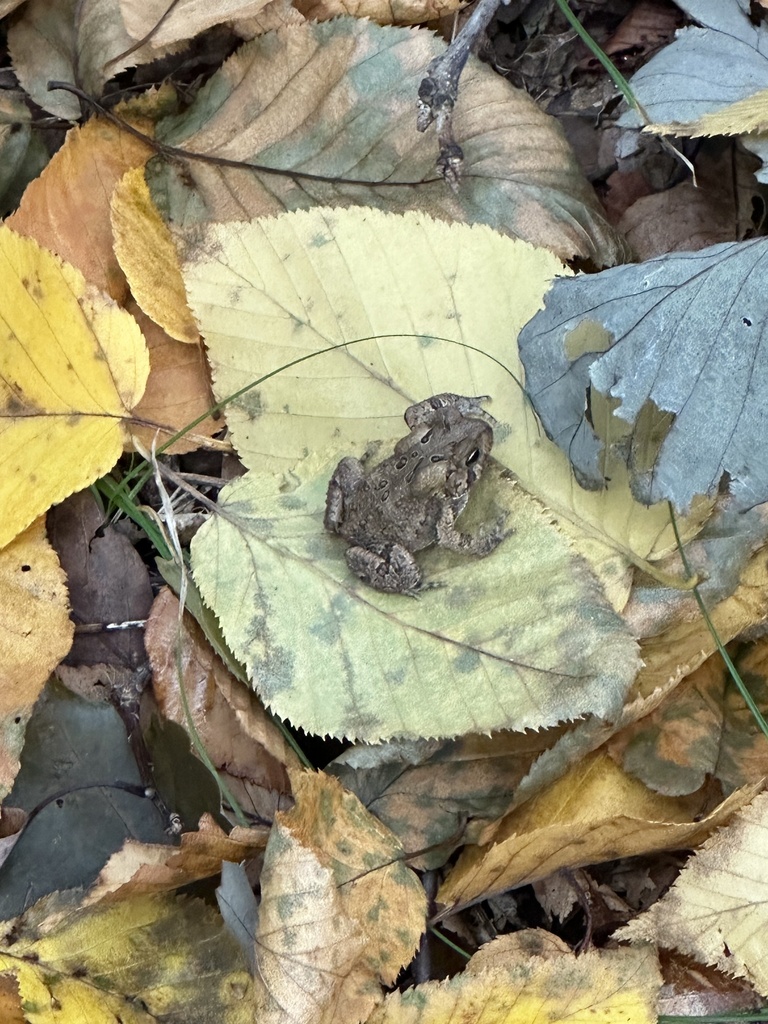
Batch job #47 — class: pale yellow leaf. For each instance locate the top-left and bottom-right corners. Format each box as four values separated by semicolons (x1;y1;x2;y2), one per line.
645;87;768;138
254;818;369;1024
620;789;768;997
368;933;661;1024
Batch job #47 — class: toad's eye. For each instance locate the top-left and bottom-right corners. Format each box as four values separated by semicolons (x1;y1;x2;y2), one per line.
465;447;482;465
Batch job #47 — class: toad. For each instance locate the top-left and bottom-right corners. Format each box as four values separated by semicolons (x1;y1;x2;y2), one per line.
324;393;506;593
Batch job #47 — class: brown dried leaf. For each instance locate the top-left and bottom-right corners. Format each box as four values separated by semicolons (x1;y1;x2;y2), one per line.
145;587;297;823
85;813;268;904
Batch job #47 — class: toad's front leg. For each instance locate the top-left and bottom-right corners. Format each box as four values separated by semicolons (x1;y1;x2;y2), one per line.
435;504;508;557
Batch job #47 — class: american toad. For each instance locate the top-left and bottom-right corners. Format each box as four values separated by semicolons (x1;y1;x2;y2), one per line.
324;393;506;594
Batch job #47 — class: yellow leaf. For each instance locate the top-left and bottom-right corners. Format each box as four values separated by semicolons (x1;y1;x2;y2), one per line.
437;754;762;911
0;227;149;549
0;518;73;798
111;168;199;344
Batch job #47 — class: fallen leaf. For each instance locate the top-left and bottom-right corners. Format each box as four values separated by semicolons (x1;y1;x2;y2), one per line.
7;116;153;302
368;932;661;1024
84;814;269;904
111;167;199;343
128;301;219;454
254;771;425;1022
145;587;297;821
0;520;72;799
0;891;254;1022
293;0;462;26
120;0;274;47
437;757;762;913
620;0;768;133
0;225;149;549
8;0;178;120
519;237;768;512
619;788;768;997
151;18;627;264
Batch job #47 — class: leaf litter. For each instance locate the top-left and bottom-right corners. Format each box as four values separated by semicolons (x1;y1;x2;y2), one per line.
2;0;768;1020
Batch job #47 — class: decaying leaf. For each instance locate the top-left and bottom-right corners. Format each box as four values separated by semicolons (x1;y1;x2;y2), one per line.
8;0;179;120
145;586;297;821
150;18;627;264
84;814;269;904
119;0;274;46
0;891;254;1022
254;772;425;1022
614;639;768;797
437;755;762;912
0;226;149;549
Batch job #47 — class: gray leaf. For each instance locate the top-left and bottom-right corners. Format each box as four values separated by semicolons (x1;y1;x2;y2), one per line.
518;238;768;511
619;0;768;128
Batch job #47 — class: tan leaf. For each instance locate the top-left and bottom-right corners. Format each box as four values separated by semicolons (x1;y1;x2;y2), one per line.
8;0;179;120
437;754;763;912
151;19;626;264
85;814;269;904
145;587;298;822
128;302;220;454
7;116;153;302
120;0;274;46
293;0;462;27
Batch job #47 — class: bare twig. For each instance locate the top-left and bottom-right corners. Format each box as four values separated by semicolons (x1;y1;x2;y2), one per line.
417;0;505;188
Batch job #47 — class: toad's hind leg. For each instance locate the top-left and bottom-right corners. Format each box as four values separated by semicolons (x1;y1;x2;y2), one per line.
345;542;423;594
